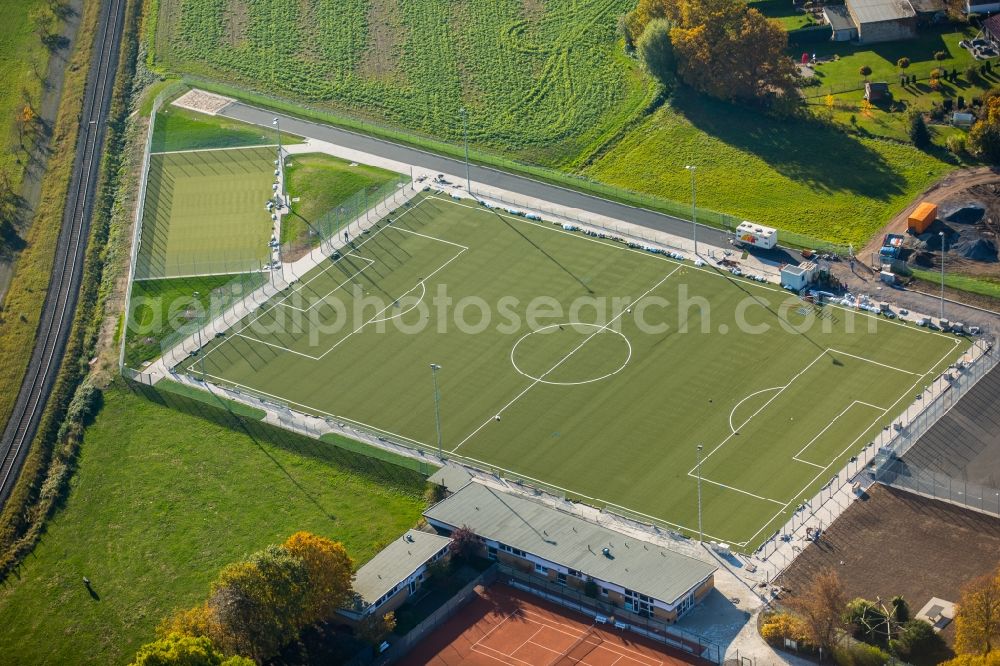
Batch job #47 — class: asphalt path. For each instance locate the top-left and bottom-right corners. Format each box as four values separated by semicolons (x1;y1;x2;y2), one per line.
219;102;744;252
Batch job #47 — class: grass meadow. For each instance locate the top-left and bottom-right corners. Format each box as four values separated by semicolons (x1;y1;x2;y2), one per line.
0;386;427;665
585;89;952;246
283;153;400;249
151;105;303;153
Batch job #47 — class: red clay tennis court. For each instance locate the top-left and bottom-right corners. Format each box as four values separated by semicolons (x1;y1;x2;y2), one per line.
400;584;705;665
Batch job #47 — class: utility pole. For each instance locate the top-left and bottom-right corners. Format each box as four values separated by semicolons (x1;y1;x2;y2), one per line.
938;231;946;321
460;108;471;194
430;363;443;458
685;165;698;256
696;444;704;542
193;291;206;378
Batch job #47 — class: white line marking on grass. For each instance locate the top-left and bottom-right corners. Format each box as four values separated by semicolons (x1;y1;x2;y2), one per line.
233;333;320;360
693;350;829;472
509;323;633;386
133;269;261;281
696;477;788;506
792;400;887;466
740;373;927;548
150;144;279;155
449;264;682;454
729;386;783;434
274;254;375;312
828;349;922;375
368;280;427;324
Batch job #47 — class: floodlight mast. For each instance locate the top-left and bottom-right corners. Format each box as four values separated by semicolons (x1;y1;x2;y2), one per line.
430;363;443;458
696;444;704;543
938;231;946;321
685;165;698;257
460;108;471;194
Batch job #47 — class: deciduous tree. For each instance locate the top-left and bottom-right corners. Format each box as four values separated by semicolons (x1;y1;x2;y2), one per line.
969;97;1000;163
356;612;396;646
626;0;795;103
130;633;253;666
208;546;309;661
282;531;354;625
637;19;676;87
449;525;480;561
955;569;1000;656
785;568;848;651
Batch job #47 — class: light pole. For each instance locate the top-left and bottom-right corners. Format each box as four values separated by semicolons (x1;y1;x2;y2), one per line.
685;165;698;256
193;291;205;378
430;363;443;458
696;444;704;542
460;108;471;194
938;231;946;321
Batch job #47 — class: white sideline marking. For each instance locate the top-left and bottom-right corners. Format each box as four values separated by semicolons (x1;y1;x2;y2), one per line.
274;254;375;312
826;349;921;376
149;144;278;155
449;264;682;454
792;400;886;467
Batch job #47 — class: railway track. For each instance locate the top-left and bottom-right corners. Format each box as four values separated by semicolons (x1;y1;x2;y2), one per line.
0;0;127;508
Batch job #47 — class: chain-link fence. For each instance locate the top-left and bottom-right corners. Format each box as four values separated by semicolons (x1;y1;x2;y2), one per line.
499;564;724;664
878;459;1000;517
179;75;852;257
280;174;409;262
469;185;850;258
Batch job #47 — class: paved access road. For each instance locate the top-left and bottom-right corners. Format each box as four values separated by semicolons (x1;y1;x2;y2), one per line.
219;103;738;251
0;0;127;507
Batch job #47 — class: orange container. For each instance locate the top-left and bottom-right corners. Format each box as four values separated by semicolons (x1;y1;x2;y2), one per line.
908;202;938;234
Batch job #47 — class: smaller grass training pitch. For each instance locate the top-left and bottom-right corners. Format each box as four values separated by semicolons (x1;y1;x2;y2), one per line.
401;584;701;665
183;193;967;550
136;146;276;279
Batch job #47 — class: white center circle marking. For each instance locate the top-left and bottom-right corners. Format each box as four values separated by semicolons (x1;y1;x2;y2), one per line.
510;323;633;386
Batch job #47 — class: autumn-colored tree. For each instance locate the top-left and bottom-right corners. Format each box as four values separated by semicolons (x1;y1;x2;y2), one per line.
130;632;254;666
158;604;219;642
626;0;795;103
356;612;397;646
208;545;309;661
785;568;849;651
955;569;1000;656
969;97;1000;163
942;653;1000;666
449;525;481;561
282;531;354;625
897;57;910;70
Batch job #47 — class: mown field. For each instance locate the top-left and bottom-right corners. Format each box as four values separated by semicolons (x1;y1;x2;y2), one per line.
585;89;952;246
150;0;968;247
0;387;427;665
153;0;654;168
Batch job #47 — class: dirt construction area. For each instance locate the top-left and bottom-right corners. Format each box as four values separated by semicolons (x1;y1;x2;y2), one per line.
400;584;705;665
775;484;1000;648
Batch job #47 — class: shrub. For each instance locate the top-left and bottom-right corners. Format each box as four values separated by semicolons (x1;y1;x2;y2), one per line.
910;112;932;149
449;525;481;561
833;642;891;666
968;65;984;85
760;612;809;646
859;65;873;78
897;57;910;69
944;98;955;112
947;134;967;156
891;619;947;662
958;95;966;109
935;50;947;61
637;19;676;87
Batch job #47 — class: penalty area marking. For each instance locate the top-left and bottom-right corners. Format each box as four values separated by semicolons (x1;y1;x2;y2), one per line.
509;323;632;386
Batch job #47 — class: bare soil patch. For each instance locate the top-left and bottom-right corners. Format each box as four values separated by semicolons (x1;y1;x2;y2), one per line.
357;0;404;83
775;484;1000;648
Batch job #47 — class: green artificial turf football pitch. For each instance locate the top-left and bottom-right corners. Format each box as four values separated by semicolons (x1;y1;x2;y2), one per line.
135;146;276;279
181;193;966;550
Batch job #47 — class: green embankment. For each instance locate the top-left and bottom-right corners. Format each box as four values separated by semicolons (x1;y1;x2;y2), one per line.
0;386;427;665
